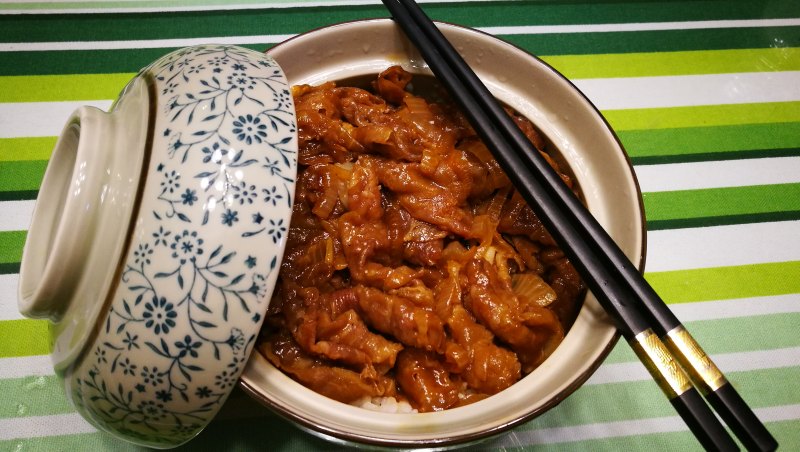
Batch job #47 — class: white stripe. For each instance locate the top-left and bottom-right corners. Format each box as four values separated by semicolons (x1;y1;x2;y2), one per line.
670;294;800;322
0;355;53;379
490;415;685;447
0;412;96;440
635;157;800;193
484;18;800;35
587;346;800;386
1;18;798;49
3;72;797;139
758;403;800;423
0;200;34;232
0;274;25;321
0;100;111;138
0;34;294;52
574;71;800;110
645;221;800;273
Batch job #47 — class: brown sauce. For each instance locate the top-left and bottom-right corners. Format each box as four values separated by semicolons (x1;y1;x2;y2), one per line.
256;66;585;412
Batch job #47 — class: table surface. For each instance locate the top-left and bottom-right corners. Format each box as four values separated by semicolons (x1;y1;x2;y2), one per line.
1;0;799;450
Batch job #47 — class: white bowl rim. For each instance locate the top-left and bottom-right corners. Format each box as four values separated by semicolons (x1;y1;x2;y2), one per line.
239;17;646;448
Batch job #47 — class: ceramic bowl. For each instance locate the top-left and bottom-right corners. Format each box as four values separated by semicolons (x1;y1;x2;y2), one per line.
18;45;297;448
238;19;645;448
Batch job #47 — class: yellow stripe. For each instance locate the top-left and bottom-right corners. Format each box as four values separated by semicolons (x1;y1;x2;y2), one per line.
543;48;800;79
646;261;800;304
604;101;800;131
0;137;56;162
0;73;134;103
0;319;50;357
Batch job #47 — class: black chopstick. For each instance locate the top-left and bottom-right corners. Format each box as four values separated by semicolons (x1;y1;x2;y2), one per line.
381;0;777;450
384;5;778;452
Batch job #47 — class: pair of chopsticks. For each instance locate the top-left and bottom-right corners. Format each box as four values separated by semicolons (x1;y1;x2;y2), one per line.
380;0;778;450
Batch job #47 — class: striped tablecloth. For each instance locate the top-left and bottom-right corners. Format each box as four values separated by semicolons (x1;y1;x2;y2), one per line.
1;1;798;450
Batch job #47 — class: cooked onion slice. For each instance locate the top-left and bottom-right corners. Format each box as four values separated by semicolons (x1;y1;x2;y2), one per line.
511;272;558;307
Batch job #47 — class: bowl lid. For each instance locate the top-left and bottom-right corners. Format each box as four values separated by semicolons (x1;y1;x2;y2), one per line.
18;44;297;448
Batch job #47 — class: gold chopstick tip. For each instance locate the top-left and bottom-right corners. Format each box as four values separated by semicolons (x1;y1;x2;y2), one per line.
630;328;693;399
664;326;728;394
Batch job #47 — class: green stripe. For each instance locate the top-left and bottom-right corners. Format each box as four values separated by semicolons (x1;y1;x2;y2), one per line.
543;48;800;79
0;414;796;451
501;433;702;452
0;230;26;267
0;161;47;200
604;102;800;131
646;261;800;304
643;183;800;230
0;7;384;42
524;366;800;430
0;73;134;103
0;262;21;274
0;413;320;452
516;415;798;452
0;191;38;204
2;0;359;12
605;313;800;364
620;122;800;165
0;137;56;163
0;0;295;10
503;26;800;57
0;48;201;77
0;319;50;357
0;434;139;452
2;1;798;43
0;47;271;77
0;434;151;452
0;375;72;419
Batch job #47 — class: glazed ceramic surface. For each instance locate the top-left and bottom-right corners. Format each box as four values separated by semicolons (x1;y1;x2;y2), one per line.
239;19;645;448
18;45;297;448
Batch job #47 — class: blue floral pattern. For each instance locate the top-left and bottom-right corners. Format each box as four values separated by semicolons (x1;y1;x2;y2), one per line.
66;45;297;447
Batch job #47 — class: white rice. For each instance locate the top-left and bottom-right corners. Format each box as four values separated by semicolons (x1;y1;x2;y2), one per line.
353;396;417;413
352;383;477;413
